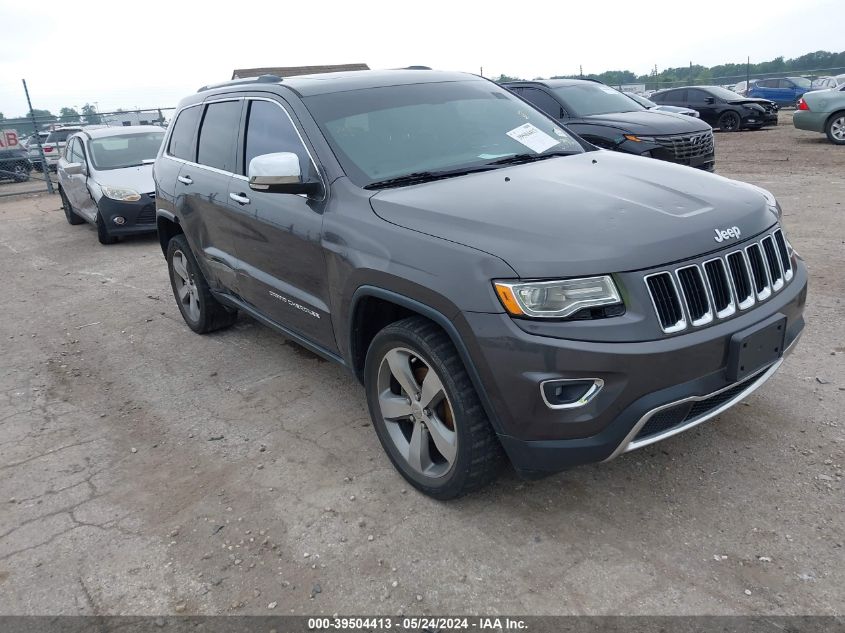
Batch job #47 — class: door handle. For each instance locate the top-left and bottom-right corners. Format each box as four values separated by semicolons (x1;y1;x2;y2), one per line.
229;192;250;205
177;175;193;185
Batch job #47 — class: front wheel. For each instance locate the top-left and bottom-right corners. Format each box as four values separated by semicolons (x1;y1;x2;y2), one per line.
364;316;504;499
826;112;845;145
166;234;237;334
717;110;742;132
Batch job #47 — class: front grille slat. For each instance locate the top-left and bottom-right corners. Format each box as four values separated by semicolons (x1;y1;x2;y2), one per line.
773;229;793;280
746;243;771;299
646;228;792;334
645;272;685;332
703;258;735;317
761;236;784;290
676;266;711;325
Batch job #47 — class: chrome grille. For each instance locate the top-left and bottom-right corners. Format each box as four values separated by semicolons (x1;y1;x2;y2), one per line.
645;228;794;334
651;131;714;160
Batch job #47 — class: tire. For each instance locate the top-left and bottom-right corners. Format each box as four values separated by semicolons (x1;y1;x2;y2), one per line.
166;234;237;334
364;316;504;499
12;163;29;183
96;211;118;245
825;112;845;145
60;188;85;225
717;110;742;132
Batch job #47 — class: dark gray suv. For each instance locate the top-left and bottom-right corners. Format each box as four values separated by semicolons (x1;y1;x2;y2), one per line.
154;70;807;499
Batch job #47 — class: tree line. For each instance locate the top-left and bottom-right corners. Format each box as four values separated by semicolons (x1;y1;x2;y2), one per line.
0;104;102;137
495;49;845;88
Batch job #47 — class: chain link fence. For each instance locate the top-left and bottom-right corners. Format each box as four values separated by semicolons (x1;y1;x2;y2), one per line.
1;79;174;198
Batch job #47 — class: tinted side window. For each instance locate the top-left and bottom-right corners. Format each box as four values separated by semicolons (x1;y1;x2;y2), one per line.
520;88;564;118
778;79;793;89
196;101;242;172
243;100;312;177
168;106;202;161
687;89;709;105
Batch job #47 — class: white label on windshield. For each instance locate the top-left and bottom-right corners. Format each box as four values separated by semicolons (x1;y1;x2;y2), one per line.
506;123;560;154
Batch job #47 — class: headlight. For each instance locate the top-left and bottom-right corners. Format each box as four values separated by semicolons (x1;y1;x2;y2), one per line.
101;186;141;202
494;276;622;319
624;134;656;143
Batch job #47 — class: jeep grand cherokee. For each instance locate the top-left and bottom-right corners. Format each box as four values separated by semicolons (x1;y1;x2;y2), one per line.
154;70;807;499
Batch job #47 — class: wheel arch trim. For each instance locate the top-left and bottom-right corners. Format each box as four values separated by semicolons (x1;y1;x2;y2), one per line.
349;285;505;435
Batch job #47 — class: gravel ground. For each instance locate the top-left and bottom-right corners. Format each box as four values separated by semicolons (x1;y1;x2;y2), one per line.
0;113;842;616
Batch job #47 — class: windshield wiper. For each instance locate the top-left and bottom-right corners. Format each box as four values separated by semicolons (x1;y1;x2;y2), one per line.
364;165;496;190
486;151;578;166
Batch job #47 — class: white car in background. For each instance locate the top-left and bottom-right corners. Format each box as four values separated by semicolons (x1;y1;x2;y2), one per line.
57;126;164;244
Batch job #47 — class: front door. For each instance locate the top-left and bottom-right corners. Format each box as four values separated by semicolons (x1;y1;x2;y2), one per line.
232;97;336;351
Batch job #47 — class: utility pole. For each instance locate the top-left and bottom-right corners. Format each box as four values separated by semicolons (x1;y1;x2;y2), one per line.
479;66;483;77
579;64;583;78
690;61;693;85
746;56;750;90
22;79;54;195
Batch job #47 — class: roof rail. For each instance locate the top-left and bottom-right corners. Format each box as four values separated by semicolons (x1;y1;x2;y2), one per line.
402;65;432;70
198;74;282;93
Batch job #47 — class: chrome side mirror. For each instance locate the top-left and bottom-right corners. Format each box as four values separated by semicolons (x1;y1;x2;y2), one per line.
248;152;321;195
64;162;84;176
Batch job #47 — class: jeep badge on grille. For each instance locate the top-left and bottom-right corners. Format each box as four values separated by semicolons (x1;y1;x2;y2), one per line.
714;226;741;242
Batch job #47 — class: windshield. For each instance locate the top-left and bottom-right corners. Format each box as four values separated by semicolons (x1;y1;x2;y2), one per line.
552;83;644;116
88;132;164;170
627;93;656;108
790;77;811;89
304;80;584;187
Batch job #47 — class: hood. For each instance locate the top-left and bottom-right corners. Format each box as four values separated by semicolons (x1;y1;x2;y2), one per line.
369;152;777;278
727;99;768;111
93;163;155;194
573;109;711;134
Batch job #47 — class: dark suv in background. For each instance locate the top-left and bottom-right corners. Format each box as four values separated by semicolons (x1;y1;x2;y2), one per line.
504;79;716;171
155;69;806;499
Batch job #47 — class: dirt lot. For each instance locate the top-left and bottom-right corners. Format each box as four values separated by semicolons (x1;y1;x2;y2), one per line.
0;112;843;616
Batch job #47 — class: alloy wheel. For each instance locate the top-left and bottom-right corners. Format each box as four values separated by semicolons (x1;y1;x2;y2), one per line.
376;347;457;478
831;116;845;142
172;250;201;322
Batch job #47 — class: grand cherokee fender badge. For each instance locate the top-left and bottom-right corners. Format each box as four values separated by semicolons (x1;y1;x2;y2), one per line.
714;226;741;242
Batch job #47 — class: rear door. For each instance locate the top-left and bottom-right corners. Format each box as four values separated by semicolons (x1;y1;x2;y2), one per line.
172;99;245;293
230;96;336;350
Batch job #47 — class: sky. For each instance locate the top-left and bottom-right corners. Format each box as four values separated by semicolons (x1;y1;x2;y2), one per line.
0;0;841;117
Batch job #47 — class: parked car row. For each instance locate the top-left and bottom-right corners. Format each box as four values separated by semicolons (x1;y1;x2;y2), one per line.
130;68;805;498
504;79;717;171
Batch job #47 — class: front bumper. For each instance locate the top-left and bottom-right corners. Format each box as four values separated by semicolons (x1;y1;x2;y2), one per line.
97;194;157;236
460;260;807;476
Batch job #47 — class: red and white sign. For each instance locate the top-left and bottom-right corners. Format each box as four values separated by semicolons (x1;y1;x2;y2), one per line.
0;130;20;148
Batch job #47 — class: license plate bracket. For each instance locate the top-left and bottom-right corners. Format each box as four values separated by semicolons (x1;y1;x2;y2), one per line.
727;314;787;382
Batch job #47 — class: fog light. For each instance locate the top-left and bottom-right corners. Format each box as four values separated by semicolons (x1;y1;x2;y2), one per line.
113;216;126;225
541;378;604;410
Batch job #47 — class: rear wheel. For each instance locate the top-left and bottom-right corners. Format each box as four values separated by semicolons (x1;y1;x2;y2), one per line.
60;188;85;225
825;112;845;145
364;316;504;499
12;163;29;182
717;110;742;132
166;234;237;334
